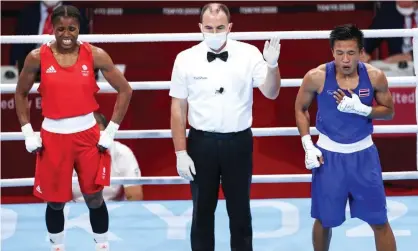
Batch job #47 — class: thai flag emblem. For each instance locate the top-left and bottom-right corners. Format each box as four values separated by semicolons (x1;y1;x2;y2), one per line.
359;88;370;97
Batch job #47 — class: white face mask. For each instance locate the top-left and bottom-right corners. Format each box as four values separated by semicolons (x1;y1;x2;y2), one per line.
203;32;228;50
396;4;415;16
43;1;61;8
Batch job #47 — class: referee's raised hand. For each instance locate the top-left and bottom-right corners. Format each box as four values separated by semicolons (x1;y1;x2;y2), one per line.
263;36;281;68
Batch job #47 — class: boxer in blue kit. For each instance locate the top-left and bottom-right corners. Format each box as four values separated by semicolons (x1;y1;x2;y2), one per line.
295;24;397;251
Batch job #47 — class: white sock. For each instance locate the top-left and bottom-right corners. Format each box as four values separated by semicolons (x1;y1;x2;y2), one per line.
94;232;108;244
49;231;64;245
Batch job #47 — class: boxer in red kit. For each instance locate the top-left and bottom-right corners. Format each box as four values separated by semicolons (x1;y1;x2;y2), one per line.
14;5;132;251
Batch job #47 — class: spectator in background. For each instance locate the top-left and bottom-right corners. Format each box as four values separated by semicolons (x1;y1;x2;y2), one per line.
362;1;417;63
9;1;90;80
72;112;144;202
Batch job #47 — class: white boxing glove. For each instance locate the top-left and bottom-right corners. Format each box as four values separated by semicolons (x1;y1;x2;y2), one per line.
175;150;196;181
263;36;281;68
301;135;323;170
21;123;42;153
337;92;372;117
98;121;119;151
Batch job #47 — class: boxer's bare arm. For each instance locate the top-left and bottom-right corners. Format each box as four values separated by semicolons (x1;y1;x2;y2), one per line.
295;65;325;136
15;49;41;126
366;64;394;120
91;45;132;125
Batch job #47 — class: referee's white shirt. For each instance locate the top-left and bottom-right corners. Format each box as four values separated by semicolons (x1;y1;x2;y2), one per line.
169;39;268;133
72;141;141;202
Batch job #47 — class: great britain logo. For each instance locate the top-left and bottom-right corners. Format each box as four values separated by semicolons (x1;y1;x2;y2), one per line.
81;64;89;76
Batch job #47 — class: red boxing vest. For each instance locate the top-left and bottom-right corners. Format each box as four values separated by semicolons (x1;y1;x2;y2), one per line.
38;41;99;119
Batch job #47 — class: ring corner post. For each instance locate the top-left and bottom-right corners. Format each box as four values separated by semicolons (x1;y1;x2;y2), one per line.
412;28;418;170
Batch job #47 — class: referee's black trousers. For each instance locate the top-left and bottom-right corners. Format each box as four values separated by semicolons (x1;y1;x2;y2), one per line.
187;127;253;251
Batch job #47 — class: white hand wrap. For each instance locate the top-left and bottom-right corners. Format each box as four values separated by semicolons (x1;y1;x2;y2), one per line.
21;123;42;153
301;135;323;170
98;121;119;149
337;93;372;117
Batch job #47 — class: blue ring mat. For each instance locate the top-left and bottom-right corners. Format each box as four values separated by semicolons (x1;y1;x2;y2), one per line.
1;196;417;250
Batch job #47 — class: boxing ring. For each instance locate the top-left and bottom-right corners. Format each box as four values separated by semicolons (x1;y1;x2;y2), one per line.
1;29;418;250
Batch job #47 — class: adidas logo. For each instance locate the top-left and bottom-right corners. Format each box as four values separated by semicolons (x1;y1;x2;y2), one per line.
46;65;56;74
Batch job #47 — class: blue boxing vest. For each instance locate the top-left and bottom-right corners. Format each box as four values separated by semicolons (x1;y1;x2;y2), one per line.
315;61;374;144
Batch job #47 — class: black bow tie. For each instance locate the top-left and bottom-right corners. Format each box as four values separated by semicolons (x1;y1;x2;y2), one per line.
207;51;228;62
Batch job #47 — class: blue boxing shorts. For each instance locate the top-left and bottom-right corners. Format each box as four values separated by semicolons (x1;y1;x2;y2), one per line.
310;137;388;228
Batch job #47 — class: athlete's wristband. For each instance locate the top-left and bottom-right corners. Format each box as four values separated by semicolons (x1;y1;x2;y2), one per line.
21;123;35;138
104;121;119;139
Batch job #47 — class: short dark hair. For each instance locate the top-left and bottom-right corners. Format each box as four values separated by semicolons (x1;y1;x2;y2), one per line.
51;5;81;25
329;24;364;50
200;3;231;23
94;112;108;128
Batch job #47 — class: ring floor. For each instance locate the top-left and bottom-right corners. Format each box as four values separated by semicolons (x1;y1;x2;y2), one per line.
1;196;417;250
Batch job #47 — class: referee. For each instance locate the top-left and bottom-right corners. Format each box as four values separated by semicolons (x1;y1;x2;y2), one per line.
169;3;281;251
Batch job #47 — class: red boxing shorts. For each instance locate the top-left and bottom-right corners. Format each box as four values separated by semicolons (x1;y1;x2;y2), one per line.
33;124;111;202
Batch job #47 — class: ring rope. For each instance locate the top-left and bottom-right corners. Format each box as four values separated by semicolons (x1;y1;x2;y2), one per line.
0;28;416;44
0;76;416;94
1;125;417;141
1;171;418;187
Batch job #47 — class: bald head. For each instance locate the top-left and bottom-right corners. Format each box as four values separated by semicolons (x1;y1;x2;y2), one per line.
200;3;231;23
199;3;232;35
